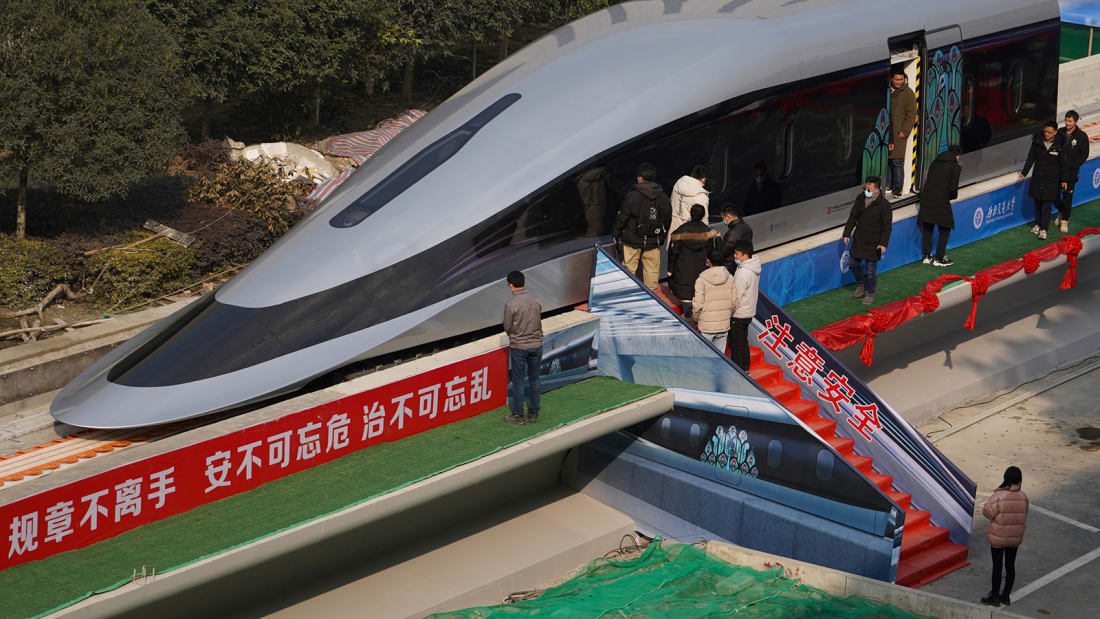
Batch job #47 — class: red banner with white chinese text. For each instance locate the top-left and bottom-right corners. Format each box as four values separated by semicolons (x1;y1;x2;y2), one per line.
1;347;507;572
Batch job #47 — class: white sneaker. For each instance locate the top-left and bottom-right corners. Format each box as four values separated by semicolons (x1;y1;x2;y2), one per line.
1054;214;1062;226
1038;229;1047;240
1060;221;1069;234
932;256;954;267
922;255;933;264
1031;225;1040;235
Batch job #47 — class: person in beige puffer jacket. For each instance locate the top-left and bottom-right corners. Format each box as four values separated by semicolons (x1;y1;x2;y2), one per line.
691;249;735;353
980;466;1029;608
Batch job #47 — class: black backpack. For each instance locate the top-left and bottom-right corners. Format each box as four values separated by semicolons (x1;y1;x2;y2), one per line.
635;196;664;240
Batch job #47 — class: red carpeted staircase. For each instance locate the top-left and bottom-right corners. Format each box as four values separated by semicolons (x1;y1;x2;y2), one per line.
745;345;970;587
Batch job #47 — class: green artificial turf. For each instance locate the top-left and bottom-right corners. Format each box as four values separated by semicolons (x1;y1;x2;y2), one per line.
784;197;1100;332
0;377;663;619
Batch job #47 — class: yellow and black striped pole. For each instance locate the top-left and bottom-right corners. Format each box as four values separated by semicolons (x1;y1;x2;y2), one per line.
910;56;921;192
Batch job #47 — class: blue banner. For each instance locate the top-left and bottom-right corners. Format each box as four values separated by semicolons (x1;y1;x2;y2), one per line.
762;156;1100;306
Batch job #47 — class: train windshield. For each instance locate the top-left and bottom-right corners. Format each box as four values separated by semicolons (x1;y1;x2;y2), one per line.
330;93;521;228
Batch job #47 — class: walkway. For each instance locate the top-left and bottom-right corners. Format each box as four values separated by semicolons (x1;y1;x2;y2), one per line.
916;356;1100;617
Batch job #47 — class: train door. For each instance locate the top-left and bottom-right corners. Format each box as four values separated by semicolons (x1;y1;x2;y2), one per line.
919;26;964;189
887;35;920;196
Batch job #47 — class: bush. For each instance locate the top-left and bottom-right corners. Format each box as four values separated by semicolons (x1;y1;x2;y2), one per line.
187;158;309;234
192;209;303;270
87;231;200;308
0;235;79;308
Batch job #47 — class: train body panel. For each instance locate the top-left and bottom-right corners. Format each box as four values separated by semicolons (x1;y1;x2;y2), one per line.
52;0;1061;428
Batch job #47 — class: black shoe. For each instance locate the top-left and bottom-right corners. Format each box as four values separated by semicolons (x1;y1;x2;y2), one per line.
503;414;526;425
526;412;539;424
999;593;1011;606
932;256;954;267
980;592;1001;607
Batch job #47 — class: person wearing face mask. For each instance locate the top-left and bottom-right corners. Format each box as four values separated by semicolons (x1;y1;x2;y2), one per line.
743;161;782;216
1019;121;1066;241
887;68;917;197
1055;110;1090;234
718;203;753;275
843;177;892;306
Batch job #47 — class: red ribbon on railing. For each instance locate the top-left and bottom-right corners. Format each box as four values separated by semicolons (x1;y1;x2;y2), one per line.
810;228;1098;363
1060;235;1083;290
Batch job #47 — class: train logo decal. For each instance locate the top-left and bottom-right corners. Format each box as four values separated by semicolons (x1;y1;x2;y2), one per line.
839;250;851;274
972;205;984;229
1092;167;1100;189
701;425;759;477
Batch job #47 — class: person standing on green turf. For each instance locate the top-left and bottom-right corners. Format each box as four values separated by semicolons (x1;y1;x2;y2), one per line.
502;270;543;426
843;176;892;306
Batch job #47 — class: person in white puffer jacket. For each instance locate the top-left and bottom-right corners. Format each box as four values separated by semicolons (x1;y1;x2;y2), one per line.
668;165;710;246
729;240;761;371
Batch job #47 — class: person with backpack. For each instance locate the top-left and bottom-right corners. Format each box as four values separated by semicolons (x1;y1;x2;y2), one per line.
981;466;1029;608
614;162;672;291
668;204;718;314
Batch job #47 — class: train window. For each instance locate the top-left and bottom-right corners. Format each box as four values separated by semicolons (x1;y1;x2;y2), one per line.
767;440;782;468
961;76;975;129
330;93;522;228
835;106;854;164
689;423;702;447
776;121;795;179
815;450;834;482
1005;61;1024;118
706;138;728;195
660;417;671;442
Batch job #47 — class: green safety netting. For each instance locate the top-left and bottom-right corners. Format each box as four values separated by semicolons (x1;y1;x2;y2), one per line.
430;539;930;618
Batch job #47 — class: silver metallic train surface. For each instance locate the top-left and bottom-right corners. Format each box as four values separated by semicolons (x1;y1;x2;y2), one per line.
52;0;1060;428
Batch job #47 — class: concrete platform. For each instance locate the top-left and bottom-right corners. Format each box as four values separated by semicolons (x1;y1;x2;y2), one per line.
244;489;634;619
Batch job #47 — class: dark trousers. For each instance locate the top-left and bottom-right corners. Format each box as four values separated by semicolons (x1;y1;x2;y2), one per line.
887;158;905;193
920;221;951;260
730;317;752;371
1059;180;1077;221
991;546;1018;596
1033;200;1054;229
849;258;879;293
509;346;542;416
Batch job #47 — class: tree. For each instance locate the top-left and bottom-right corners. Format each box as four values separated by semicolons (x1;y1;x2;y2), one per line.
0;0;186;238
147;0;301;139
463;0;556;76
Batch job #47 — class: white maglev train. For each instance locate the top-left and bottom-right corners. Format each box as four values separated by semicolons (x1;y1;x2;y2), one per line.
52;0;1061;427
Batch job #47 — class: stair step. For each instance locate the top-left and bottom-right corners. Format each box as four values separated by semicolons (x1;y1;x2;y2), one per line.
749;347;765;366
895;542;970;588
901;524;951;560
905;509;931;530
825;436;854;456
785;399;820;421
865;471;894;492
845;453;873;473
749;364;782;384
760;381;801;403
805;416;837;436
887;491;912;511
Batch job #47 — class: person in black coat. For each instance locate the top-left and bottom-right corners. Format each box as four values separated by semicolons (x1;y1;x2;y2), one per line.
1019;122;1066;240
918;146;962;267
668;204;718;314
717;203;753;275
576;166;623;237
842;176;892;306
1056;110;1091;232
613;162;672;290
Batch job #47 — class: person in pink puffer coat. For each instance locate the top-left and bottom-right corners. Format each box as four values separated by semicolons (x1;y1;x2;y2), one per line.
980;466;1029;608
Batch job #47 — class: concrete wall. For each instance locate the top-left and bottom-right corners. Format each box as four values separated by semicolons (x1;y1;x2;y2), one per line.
1058;54;1100;116
706;541;1027;619
566;439;898;582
